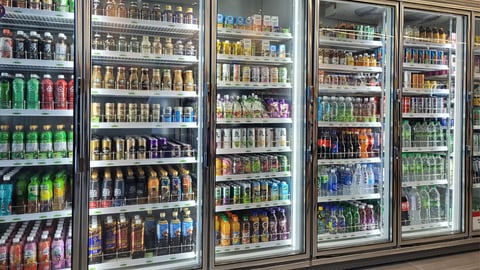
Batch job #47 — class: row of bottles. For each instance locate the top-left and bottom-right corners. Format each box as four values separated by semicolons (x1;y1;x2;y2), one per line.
401;120;447;148
318;72;379;87
0;0;74;12
89;165;194;208
89;209;194;263
217;13;284;33
402;153;446;182
216;154;289;176
317;164;381;196
215;208;289;247
216;39;288;58
91;65;195;91
319;49;379;67
317;128;381;160
318;96;379;122
216;127;288;150
319;23;378;41
215;179;289;206
401;186;444;226
217;64;289;84
216;94;291;119
0;124;73;160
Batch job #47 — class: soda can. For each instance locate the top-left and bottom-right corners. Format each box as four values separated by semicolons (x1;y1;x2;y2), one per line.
136;136;147;159
114;137;125;160
247;128;256;148
232;184;241;204
404;48;412;63
102;136;112;160
269;45;277;57
402;97;411;113
91;102;101;122
251;66;260;82
260;179;268;201
260;66;269;83
221;185;230;205
125;136;136;159
256;128;266;148
268;180;279;201
270;67;278;83
412;49;418;63
324;74;331;85
430;50;437;65
162;106;172;122
215;158;222;176
146;136;158;158
222;128;232;149
215;185;222;205
221;157;232;175
140;103;150;122
117;102;126;122
105;102;115;122
242;157;252;174
216;129;222;148
251;180;261;202
128;103;137;122
251;156;261;173
437;50;444;65
278;67;287;83
217;63;222;81
231;128;242;149
278;44;286;58
275;128;287;147
260;155;269;172
418;49;424;64
222;63;230;81
166;142;181;158
183;107;194;122
173;106;183;122
240;181;251;203
240;128;247;148
151;104;161;122
265;128;275;147
278;155;288;171
232;157;243;174
242;66;251;82
90;136;100;160
232;64;241;82
269;155;279;172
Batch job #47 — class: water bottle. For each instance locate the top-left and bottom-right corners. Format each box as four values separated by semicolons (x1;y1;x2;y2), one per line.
434;121;444;147
317;97;323;121
402;154;410;182
413;122;422;147
419;186;431;224
408;187;421;225
329;206;338;234
337;96;346;122
330;97;338;122
337;207;346;233
360;164;368;194
328;169;338;195
428;121;436;147
402;120;412;147
414;154;423;182
345;97;354;122
366;164;375;193
318;167;329;197
422;154;431;181
354;97;362;122
322;96;330;121
436;155;445;179
343;167;352;195
429;185;441;221
369;97;377;122
352;164;362;194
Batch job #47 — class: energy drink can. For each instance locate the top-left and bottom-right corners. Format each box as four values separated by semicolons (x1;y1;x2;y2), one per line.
247;128;256;148
412;49;418;63
404;48;412;63
114;137;125;160
232;64;241;82
242;157;252;174
269;155;279;172
260;180;268;201
260;66;269;83
125;136;136;159
240;128;247;148
183;107;194;122
117;103;126;122
251;180;261;202
256;128;266;148
437;50;444;65
251;66;260;82
91;102;101;122
221;157;232;175
90;136;100;160
232;157;243;174
232;184;241;204
222;128;231;149
128;103;137;122
268;180;279;201
162;106;172;122
222;63;230;81
102;136;112;160
242;66;251;82
260;155;269;172
221;184;230;205
136;136;147;159
278;155;288;171
278;67;287;83
278;44;286;58
151;104;160;122
216;129;222;149
215;185;222;205
217;63;222;81
215;158;222;176
146;136;158;159
275;128;287;147
418;49;424;64
265;128;275;147
232;128;242;149
430;50;437;65
251;156;260;173
105;103;115;122
166;142;181;158
173;106;183;122
240;181;251;203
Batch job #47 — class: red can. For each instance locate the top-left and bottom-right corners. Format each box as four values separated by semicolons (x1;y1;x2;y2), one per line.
402;97;411;113
67;74;74;109
54;74;68;109
41;74;54;109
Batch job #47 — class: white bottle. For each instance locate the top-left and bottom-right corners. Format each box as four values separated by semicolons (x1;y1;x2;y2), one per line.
141;36;151;54
55;33;67;61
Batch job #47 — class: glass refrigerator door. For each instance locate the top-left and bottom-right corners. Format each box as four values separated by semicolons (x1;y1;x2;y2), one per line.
472;17;480;235
213;0;306;266
315;0;394;251
400;8;466;240
87;1;204;269
0;2;75;270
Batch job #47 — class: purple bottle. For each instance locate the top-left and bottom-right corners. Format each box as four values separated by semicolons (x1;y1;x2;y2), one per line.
277;208;289;240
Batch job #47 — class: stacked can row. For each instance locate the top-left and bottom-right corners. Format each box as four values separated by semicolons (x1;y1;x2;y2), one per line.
319;24;378;41
319;49;379;67
318;71;380;87
404;48;448;65
216;154;289;176
217;64;288;83
217;39;288;58
1;0;74;12
215;179;289;206
401;97;447;114
216;94;291;119
217;13;285;33
216;128;288;150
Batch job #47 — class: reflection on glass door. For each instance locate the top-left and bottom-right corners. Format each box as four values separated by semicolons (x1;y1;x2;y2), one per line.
472;17;480;234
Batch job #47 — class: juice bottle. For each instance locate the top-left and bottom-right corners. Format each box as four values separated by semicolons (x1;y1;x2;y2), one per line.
14;171;28;214
9;237;22;270
135;167;147;204
12;73;25;109
27;173;40;213
26;74;40;109
101;169;113;208
52;170;66;210
64;229;72;268
0;73;11;109
130;217;144;259
277;208;289;240
41;74;54;109
25;125;39;159
241;215;250;244
231;215;240;245
67;75;74;109
51;232;64;269
67;124;73;158
156;211;169;255
250;211;260;243
170;211;181;253
39;172;53;212
0;239;8;269
0;125;10;160
359;129;368;158
147;168;159;203
117;214;129;257
182;208;194;252
159;167;170;202
39;125;53;159
53;124;67;158
54;33;67;61
214;214;220;246
54;74;67;109
144;210;156;256
102;215;117;260
220;216;230;246
38;233;51;269
178;166;192;200
11;125;24;159
88;217;102;264
260;211;269;242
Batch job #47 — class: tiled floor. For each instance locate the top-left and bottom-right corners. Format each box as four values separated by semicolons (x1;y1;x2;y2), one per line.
366;250;480;270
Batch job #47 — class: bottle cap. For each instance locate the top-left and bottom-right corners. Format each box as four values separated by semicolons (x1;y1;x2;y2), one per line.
44;74;52;79
15;73;24;78
58;74;64;79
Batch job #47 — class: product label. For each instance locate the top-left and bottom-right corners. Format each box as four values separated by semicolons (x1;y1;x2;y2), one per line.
157;222;169;240
182;220;193;237
170;221;181;238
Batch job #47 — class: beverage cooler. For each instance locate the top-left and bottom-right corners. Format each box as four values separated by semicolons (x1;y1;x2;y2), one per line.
400;6;467;242
314;0;395;255
0;2;75;270
85;0;205;269
472;16;480;235
211;0;307;268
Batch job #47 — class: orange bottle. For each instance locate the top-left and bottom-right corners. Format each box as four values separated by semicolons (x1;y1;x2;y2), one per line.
9;238;22;270
147;167;159;203
231;215;241;245
220;216;231;246
37;233;51;270
359;129;368;158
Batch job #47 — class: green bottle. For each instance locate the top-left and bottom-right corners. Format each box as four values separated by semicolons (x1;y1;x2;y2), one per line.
39;125;53;159
53;170;66;210
352;204;360;232
0;72;11;109
53;124;67;158
345;206;353;233
26;74;40;109
25;125;39;159
27;173;40;213
0;125;10;160
11;125;24;159
15;171;30;214
12;73;25;109
40;172;53;212
67;124;73;158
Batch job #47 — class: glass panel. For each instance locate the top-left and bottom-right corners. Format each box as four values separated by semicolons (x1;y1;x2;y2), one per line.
472;18;480;233
87;1;204;269
214;0;305;264
0;1;75;270
316;0;393;250
401;9;465;239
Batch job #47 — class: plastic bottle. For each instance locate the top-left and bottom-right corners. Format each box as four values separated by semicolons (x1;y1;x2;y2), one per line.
38;233;52;268
429;185;441;221
11;125;24;159
259;211;269;242
143;210;156;256
52;171;66;210
321;96;330;121
55;33;67;61
155;211;169;255
337;96;346;122
113;168;125;207
0;239;8;269
331;131;339;159
317;205;326;234
329;96;338;121
358;204;367;231
352;164;362;194
170;211;181;253
344;97;354;122
23;236;36;270
220;216;230;246
402;120;412;147
131;217;145;259
327;169;338;195
352;204;360;232
53;124;67;158
358;129;368;158
241;215;251;244
12;73;25;109
268;209;278;241
14;30;26;59
40;172;53;212
419;186;431;224
117;214;129;257
64;229;72;268
51;232;64;269
409;187;421;225
344;206;353;233
337;207;346;233
101;169;113;208
0;73;11;109
250;212;260;243
366;204;376;230
9;237;22;270
366;164;375;194
328;206;338;234
231;215;241;245
182;209;194;252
